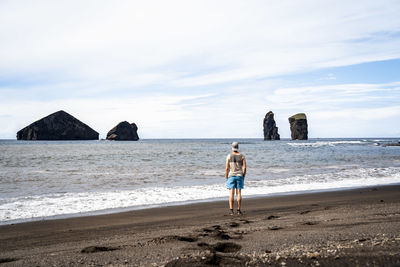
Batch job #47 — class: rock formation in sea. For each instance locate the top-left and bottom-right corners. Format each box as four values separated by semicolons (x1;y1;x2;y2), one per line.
106;121;139;141
16;110;99;140
263;111;280;140
288;113;308;140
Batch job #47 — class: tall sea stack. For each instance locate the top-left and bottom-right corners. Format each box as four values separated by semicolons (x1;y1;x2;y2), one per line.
106;121;139;141
263;111;280;140
288;113;308;140
16;110;99;140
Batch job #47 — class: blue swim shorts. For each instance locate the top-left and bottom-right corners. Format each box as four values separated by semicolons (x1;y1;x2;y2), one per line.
226;176;244;189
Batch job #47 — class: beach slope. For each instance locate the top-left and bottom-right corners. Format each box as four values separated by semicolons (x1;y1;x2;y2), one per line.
1;185;400;266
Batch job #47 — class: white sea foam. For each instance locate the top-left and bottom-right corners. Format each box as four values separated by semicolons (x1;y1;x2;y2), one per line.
268;168;290;173
287;141;365;147
1;167;400;224
1;139;399;224
372;139;399;142
196;169;223;176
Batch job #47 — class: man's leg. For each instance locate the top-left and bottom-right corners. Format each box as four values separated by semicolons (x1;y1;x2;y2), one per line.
236;189;242;211
229;189;235;210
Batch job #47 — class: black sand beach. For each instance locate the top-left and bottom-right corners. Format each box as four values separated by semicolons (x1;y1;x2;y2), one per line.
1;185;400;266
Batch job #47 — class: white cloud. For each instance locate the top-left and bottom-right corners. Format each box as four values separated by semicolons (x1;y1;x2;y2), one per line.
2;81;399;139
268;82;400;109
264;82;400;137
0;1;400;138
1;0;400;83
0;94;219;139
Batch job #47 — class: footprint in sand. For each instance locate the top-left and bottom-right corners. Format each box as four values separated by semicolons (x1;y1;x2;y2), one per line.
175;236;198;242
149;235;198;245
213;242;242;253
199;225;232;240
299;210;311;215
197;241;242;253
228;221;240;227
0;258;19;264
268;225;283;231
202;227;213;233
302;221;318;226
197;242;210;248
81;246;118;253
213;230;231;240
166;250;247;266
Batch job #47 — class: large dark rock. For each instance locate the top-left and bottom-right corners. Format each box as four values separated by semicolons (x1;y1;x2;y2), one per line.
288;113;308;140
263;111;280;140
106;121;139;141
16;110;99;140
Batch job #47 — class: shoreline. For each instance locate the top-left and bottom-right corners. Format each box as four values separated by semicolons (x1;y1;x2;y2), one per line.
1;185;400;266
2;183;400;226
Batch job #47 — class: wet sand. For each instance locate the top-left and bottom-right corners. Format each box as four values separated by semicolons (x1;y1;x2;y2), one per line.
1;185;400;266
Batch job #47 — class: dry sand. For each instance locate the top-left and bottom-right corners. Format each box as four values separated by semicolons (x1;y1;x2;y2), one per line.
1;185;400;266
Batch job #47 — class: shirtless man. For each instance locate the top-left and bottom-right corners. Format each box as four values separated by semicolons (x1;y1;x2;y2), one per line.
225;141;246;215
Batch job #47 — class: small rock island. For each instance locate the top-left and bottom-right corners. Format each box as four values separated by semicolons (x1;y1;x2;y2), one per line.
106;121;139;141
288;113;308;140
16;110;99;140
263;111;280;140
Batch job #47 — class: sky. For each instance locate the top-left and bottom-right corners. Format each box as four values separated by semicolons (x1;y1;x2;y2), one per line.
1;0;400;139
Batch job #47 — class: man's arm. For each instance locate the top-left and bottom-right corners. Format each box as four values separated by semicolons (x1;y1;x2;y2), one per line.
225;155;230;180
242;156;246;180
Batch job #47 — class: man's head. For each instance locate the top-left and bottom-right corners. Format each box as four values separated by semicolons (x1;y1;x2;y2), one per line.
232;141;239;152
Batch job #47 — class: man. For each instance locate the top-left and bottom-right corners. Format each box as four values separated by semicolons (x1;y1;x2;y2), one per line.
225;141;246;215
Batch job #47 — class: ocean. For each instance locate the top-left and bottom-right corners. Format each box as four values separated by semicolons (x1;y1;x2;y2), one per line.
1;138;399;225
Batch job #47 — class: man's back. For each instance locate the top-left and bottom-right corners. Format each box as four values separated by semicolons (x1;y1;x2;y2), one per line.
228;153;244;177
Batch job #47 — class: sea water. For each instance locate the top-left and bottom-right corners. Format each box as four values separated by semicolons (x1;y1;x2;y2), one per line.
1;138;399;224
